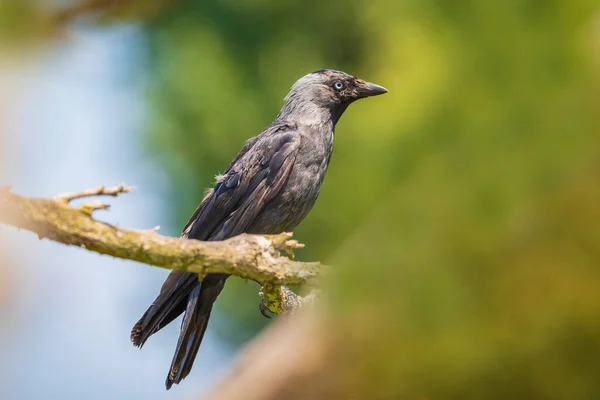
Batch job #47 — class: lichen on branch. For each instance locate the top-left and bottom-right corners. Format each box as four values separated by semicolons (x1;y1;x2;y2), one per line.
0;184;323;313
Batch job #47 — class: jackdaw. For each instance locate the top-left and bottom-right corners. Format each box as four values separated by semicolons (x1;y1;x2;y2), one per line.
131;69;388;389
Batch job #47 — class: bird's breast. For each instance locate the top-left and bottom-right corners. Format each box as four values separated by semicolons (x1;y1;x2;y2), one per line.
247;141;331;234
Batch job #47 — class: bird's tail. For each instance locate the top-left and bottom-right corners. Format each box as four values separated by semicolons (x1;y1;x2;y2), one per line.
165;275;226;390
131;271;199;348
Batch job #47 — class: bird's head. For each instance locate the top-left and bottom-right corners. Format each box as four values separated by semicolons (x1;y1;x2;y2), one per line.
286;69;388;106
280;69;388;125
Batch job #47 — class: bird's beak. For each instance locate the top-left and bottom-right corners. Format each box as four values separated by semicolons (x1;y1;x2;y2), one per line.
355;80;389;98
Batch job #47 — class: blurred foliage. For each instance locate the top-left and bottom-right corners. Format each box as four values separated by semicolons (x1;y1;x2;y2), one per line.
322;2;600;399
0;0;169;50
0;1;47;49
143;0;600;397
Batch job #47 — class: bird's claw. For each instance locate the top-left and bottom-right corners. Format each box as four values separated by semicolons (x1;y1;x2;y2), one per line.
258;299;273;319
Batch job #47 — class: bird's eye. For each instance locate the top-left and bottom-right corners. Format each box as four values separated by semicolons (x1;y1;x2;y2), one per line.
333;81;344;90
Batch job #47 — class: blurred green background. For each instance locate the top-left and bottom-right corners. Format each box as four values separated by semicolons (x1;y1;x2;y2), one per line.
3;0;600;398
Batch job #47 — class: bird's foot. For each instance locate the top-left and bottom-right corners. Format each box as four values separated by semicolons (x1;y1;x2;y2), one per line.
258;299;273;319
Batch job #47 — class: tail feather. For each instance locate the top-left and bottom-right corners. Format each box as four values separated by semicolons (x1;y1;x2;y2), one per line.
165;275;226;390
131;271;198;348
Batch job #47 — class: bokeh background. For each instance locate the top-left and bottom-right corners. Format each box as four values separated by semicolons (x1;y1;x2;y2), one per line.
1;0;600;399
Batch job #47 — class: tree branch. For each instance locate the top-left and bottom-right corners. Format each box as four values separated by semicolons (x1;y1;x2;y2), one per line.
0;185;323;312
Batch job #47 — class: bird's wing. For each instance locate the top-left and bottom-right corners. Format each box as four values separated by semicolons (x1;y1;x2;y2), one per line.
182;122;300;241
179;133;261;240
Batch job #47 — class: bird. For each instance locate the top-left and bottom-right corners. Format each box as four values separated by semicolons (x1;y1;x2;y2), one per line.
131;69;388;389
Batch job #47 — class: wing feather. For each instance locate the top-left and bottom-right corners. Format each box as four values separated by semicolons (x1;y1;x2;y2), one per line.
183;122;300;241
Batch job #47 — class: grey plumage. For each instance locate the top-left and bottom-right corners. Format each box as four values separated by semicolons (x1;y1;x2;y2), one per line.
130;69;387;389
